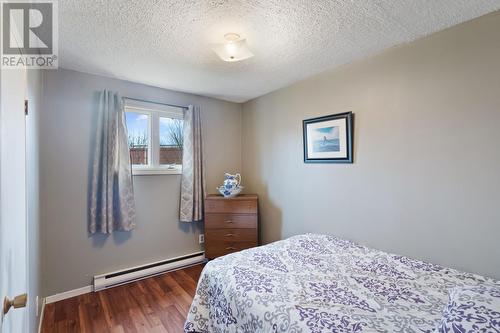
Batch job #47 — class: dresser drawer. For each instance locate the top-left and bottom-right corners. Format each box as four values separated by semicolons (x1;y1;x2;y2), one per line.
205;199;257;214
205;241;258;259
205;213;257;229
205;228;257;242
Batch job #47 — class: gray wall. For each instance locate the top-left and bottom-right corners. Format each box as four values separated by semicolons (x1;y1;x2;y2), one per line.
41;69;242;295
27;70;43;331
242;12;500;279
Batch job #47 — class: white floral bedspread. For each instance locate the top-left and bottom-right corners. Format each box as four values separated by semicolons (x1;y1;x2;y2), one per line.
184;234;499;332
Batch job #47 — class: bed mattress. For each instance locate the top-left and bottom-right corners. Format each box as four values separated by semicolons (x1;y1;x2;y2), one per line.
185;234;498;332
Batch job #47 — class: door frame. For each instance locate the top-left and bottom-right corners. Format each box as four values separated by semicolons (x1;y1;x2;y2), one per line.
0;18;29;331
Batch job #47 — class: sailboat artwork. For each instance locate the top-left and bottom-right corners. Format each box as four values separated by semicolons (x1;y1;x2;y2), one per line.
312;127;340;152
303;112;353;163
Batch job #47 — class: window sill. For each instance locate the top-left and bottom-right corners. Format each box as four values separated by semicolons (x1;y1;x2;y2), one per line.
132;168;182;176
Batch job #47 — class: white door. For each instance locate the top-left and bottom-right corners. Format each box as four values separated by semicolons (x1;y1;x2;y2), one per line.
0;66;29;332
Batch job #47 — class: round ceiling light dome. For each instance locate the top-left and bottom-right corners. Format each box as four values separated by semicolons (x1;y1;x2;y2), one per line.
212;33;254;62
224;33;240;42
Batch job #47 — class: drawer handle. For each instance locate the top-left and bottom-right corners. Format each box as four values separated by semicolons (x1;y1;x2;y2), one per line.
225;246;236;250
224;233;235;237
225;220;233;223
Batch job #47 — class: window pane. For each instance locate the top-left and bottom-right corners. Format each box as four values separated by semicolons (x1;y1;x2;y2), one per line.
159;117;183;165
125;112;149;165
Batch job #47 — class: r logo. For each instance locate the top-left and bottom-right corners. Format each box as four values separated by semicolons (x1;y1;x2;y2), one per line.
2;2;53;55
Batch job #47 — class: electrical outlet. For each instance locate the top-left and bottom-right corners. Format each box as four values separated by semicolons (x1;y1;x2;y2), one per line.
199;234;205;244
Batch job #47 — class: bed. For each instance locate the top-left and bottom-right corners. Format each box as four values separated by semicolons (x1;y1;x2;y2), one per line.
184;234;499;332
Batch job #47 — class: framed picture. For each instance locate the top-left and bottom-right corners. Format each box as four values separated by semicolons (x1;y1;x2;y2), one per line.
303;112;353;163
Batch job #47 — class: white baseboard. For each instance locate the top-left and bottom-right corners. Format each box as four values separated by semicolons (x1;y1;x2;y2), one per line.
45;285;93;304
38;298;46;333
44;253;205;305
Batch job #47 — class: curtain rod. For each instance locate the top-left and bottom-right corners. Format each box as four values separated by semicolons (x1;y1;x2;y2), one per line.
123;96;189;110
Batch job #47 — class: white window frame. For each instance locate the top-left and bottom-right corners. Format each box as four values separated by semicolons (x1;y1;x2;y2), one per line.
124;100;184;176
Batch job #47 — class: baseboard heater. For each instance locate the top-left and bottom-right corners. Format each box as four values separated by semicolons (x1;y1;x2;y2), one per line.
93;251;205;291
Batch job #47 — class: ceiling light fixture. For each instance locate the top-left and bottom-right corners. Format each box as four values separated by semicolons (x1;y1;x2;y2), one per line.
212;33;254;62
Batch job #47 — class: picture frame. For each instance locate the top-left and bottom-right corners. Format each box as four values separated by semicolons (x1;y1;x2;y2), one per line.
303;112;353;163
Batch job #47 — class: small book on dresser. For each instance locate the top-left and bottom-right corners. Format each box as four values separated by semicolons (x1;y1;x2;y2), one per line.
204;194;258;259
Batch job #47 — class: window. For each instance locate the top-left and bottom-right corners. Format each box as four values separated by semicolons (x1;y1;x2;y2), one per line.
126;112;150;166
159;116;183;166
124;99;184;175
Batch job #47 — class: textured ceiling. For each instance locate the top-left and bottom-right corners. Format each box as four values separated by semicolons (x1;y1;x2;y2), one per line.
59;1;500;102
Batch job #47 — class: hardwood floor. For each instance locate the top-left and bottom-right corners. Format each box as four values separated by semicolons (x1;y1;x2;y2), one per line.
41;264;204;333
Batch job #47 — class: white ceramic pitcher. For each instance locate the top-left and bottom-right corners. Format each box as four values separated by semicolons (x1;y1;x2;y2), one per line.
223;173;241;190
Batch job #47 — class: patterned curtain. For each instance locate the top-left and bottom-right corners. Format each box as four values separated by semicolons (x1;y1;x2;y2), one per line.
180;105;205;222
89;90;136;234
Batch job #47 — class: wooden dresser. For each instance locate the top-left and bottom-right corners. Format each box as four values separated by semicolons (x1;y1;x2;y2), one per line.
204;194;258;259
